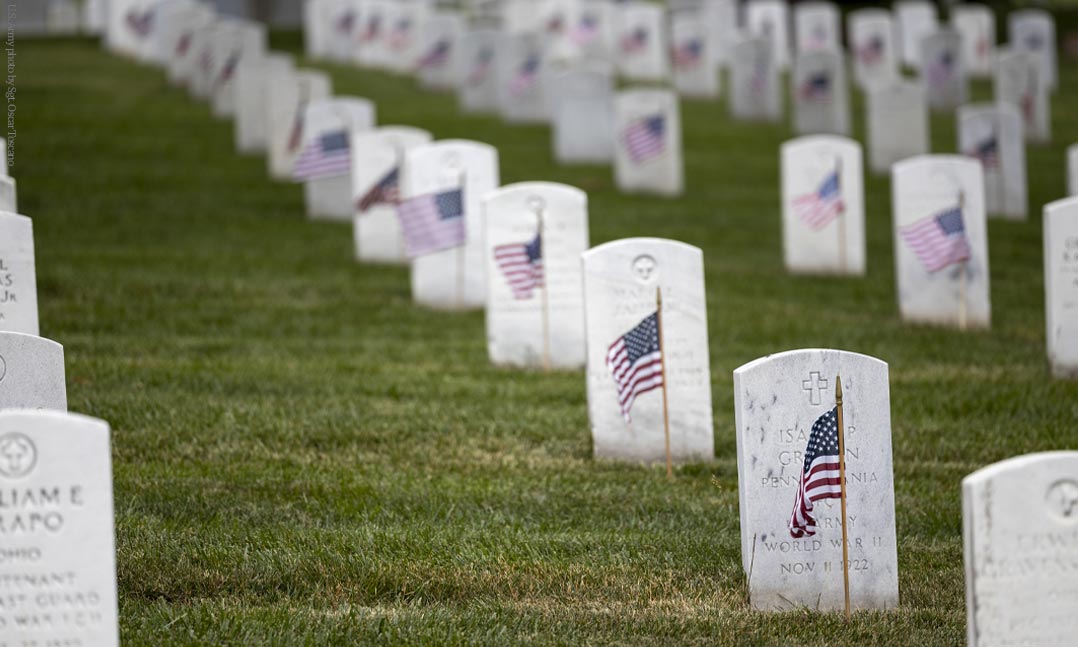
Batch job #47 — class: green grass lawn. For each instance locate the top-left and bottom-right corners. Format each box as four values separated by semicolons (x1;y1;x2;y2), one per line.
16;32;1078;645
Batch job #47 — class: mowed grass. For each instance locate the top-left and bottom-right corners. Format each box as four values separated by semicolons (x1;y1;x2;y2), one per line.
17;32;1078;645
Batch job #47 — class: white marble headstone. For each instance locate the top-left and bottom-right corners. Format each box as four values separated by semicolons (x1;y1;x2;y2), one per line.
303;0;331;59
791;49;849;136
847;9;898;90
963;452;1078;645
0;332;66;411
325;0;359;63
1069;145;1078;196
670;11;718;99
995;49;1050;144
551;64;615;165
352;126;433;265
729;36;782;123
0;176;16;213
1044;198;1078;378
894;0;938;68
891;155;990;329
569;0;615;61
483;182;589;370
297;97;377;222
957;104;1026;220
0;410;118;646
1008;9;1057;92
614;3;668;82
866;80;929;175
781;136;864;275
702;0;739;65
950;4;995;78
234;53;295;154
416;12;464;91
733;349;899;611
613;89;684;197
457;29;501;114
745;0;791;70
405;140;501;310
496;32;548;124
0;213;38;336
583;238;713;463
920;29;967;112
210;21;267;119
383;3;426;74
794;2;839;54
165;5;214;87
355;0;388;68
266;69;332;181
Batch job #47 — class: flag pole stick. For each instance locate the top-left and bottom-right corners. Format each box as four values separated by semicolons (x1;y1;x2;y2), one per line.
538;208;551;372
456;168;467;310
656;287;672;481
835;374;851;620
835;156;847;274
957;190;968;331
394;142;407;260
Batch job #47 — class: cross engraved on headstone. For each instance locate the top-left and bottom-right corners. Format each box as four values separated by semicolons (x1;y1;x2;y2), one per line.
802;371;828;405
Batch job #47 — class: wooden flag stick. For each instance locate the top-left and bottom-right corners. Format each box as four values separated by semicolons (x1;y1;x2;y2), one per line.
835;156;848;274
835;374;851;620
957;190;968;331
537;208;551;372
456;168;468;309
656;287;672;481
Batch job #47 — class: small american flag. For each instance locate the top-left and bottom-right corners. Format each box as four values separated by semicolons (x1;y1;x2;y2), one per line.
176;32;193;57
672;39;703;69
126;9;154;38
215;51;240;89
900;205;972;273
622;114;666;164
572;14;599;46
287;105;306;154
789;407;842;538
856;35;883;66
292;130;351;180
467;47;494;86
199;47;214;75
417;40;450;69
388;18;412;50
792;169;844;230
621;27;648;54
926;50;955;88
360;15;381;43
356;167;400;212
398;188;465;257
546;13;565;34
1024;32;1044;51
509;55;540;96
606;312;664;423
335;10;356;35
966;134;999;170
798;72;831;100
494;233;543;299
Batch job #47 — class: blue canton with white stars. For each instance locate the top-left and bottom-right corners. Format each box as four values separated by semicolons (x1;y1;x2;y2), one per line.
436;190;464;220
624;313;661;364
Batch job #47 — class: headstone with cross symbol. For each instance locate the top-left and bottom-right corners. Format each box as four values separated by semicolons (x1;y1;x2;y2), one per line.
0;332;67;411
1044;197;1078;378
0;213;39;336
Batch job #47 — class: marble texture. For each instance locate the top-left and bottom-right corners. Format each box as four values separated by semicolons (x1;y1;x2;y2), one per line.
551;65;615;165
791;49;849;136
866;80;929;175
0;410;117;646
963;452;1078;646
891;155;990;329
846;9;898;90
957;103;1026;220
733;349;898;611
0;213;38;336
583;238;713;463
482;182;588;369
1044;198;1078;378
781;135;865;275
0;332;66;411
613;89;684;197
405;140;500;310
353;126;433;265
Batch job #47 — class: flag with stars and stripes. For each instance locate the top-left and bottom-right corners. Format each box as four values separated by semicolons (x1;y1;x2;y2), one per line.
900;205;971;273
335;10;356;35
672;39;703;69
467;47;494;86
287;104;306;154
621;27;648;54
398;188;465;257
215;51;240;89
798;72;831;100
792;169;844;230
606;312;663;423
494;233;543;299
388;18;412;50
176;32;193;57
622;114;666;164
360;15;382;43
789;407;843;538
126;9;154;38
966;134;999;170
417;40;450;69
572;14;599;46
292;130;351;180
926;50;956;88
356;167;400;212
856;35;884;66
509;55;540;96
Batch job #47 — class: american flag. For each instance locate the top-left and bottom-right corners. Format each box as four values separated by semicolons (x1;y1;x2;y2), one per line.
215;51;240;89
292;130;351;180
789;407;843;538
398;188;465;257
621;27;648;54
792;169;844;230
808;24;829;48
926;50;955;88
1024;32;1044;51
966;133;999;170
622;114;666;164
509;55;540;96
286;105;305;154
126;9;154;38
199;47;214;76
467;47;494;86
798;72;831;100
356;167;400;212
672;39;703;69
900;205;972;272
856;35;883;66
176;32;193;57
572;14;599;46
494;233;543;299
606;312;664;423
335;10;356;35
388;18;412;50
360;15;381;43
417;40;450;69
546;13;565;34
